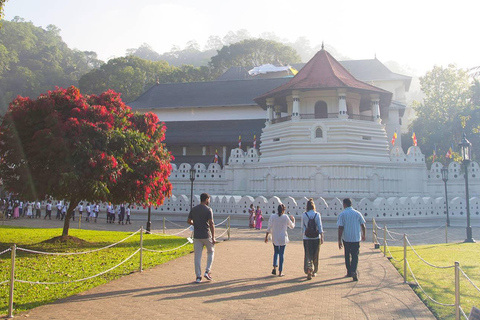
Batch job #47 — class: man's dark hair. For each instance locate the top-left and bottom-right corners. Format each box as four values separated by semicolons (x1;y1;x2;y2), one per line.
343;198;352;207
200;193;210;203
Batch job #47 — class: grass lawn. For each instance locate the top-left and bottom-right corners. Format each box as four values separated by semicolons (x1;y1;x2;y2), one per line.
387;242;480;319
0;226;193;316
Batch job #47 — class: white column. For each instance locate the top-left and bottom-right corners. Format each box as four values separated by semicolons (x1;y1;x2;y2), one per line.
274;105;281;119
202;146;206;156
222;146;227;167
266;98;274;124
182;146;186;156
292;91;300;120
371;94;381;123
338;89;348;119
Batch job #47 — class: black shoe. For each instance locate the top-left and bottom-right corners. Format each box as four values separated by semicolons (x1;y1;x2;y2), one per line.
271;268;276;275
344;272;352;278
352;272;358;281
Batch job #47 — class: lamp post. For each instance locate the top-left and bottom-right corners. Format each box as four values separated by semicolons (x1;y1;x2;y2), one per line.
190;167;196;211
146;206;151;233
441;166;450;227
459;132;475;243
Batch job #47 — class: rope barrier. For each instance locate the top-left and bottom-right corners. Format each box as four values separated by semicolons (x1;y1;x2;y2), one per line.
385;241;404;263
215;217;229;227
459;266;480;294
148;227;191;237
215;228;229;240
385;229;402;242
143;240;192;253
459;306;468;319
16;229;142;256
406;238;455;269
0;248;11;256
406;259;455;307
15;248;141;285
164;218;188;228
386;225;445;237
0;279;8;285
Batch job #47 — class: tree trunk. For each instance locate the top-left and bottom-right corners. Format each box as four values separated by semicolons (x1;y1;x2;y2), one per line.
62;198;80;237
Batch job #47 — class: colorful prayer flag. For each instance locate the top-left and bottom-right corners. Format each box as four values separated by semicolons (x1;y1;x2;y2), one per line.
391;131;397;146
253;135;257;149
412;132;417;147
238;135;242;149
432;144;437;163
446;145;453;159
214;149;219;163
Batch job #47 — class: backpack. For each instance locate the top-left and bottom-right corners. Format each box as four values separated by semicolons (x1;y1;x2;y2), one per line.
304;212;319;238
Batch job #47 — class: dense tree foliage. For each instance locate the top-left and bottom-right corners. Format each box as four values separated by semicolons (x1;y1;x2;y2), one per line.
0;86;173;236
79;55;211;102
0;0;7;22
408;65;480;163
209;38;301;77
0;18;102;113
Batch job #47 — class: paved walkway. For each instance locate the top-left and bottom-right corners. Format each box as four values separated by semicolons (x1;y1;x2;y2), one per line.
3;217;438;320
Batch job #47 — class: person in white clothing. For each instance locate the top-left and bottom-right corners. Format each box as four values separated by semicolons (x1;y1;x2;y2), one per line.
26;201;33;218
264;204;295;277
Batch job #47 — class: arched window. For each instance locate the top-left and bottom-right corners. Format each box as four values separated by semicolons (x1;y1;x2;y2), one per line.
315;128;323;138
314;101;328;118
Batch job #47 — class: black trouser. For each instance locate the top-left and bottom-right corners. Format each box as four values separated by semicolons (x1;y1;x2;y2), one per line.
303;239;320;274
343;241;360;275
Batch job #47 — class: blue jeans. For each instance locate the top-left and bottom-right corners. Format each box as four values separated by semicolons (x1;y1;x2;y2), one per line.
273;245;286;272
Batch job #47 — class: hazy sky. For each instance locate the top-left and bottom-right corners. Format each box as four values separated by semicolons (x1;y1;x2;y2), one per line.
4;0;479;75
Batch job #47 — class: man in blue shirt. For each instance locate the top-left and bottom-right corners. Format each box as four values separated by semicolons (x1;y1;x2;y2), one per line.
337;198;366;281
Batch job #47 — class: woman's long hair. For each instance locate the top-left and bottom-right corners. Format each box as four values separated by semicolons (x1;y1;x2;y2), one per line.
306;198;316;212
277;204;285;216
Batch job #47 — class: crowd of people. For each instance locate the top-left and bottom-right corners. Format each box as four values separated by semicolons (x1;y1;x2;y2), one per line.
248;204;263;230
0;198;132;225
189;193;366;283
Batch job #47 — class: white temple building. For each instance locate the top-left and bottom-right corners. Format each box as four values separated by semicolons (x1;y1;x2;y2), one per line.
130;47;480;223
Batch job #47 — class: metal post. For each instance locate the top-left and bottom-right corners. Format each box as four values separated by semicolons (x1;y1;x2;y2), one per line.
78;213;81;229
464;162;474;242
403;234;407;284
372;218;375;245
444;178;450;227
383;225;387;257
163;216;165;234
8;244;16;318
146;206;151;234
446;222;448;244
455;261;460;320
227;216;231;240
139;226;143;272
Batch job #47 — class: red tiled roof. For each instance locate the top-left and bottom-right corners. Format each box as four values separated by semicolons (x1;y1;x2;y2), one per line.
255;49;392;108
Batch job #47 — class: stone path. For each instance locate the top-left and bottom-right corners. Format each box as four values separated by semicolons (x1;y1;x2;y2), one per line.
2;217;439;320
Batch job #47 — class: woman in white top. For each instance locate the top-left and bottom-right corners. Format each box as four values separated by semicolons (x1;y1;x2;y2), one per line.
264;204;295;277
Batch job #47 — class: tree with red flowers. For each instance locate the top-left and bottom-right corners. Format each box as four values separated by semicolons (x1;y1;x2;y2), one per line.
0;86;172;237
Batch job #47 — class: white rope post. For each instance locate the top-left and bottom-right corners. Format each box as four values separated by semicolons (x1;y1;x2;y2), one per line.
163;217;165;234
455;261;460;320
445;222;448;244
403;234;407;284
139;227;143;273
227;216;231;240
383;225;387;257
8;244;16;318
